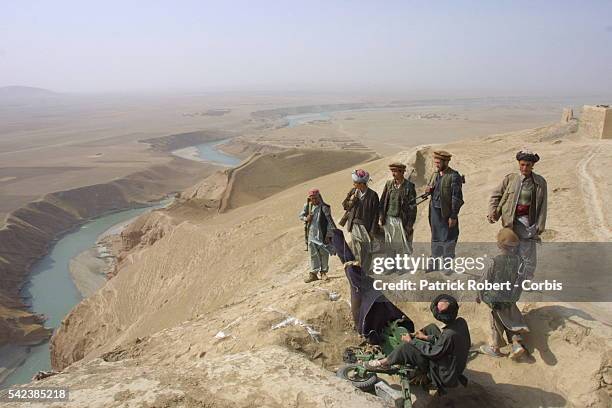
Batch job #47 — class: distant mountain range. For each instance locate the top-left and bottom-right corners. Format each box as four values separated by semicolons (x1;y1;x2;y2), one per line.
0;85;59;99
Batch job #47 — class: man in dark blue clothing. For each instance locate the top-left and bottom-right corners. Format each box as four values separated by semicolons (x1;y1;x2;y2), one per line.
425;151;464;272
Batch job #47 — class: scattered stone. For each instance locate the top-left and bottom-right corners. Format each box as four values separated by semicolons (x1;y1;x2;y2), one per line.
32;370;59;381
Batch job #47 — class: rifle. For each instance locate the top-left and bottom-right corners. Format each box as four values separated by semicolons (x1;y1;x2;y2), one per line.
338;188;357;227
407;191;431;206
304;201;313;251
403;168;431;206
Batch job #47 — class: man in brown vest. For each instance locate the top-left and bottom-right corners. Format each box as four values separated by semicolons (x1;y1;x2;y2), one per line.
426;151;464;272
379;162;417;256
487;150;547;280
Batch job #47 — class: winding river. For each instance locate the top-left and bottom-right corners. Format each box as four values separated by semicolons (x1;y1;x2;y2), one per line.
1;141;241;388
172;138;242;166
1;201;171;388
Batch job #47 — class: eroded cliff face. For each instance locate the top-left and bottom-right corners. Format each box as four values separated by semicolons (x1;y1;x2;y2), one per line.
43;123;612;407
0;158;213;348
139;130;237;152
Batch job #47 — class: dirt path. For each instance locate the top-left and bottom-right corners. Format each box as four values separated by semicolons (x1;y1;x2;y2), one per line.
577;145;612;241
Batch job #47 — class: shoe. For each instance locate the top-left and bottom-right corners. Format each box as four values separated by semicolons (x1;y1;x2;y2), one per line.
510;344;526;360
320;272;329;281
304;272;319;283
425;260;440;273
479;345;504;358
442;268;454;276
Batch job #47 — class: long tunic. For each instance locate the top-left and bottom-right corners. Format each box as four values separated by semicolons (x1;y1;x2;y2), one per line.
379;179;417;254
409;317;471;390
479;253;529;344
299;203;336;273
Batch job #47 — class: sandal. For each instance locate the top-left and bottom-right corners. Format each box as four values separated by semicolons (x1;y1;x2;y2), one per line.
479;345;505;358
510;344;526;360
364;359;392;372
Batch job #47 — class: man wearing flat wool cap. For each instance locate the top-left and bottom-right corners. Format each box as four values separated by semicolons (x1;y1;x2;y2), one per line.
425;150;464;273
379;162;417;256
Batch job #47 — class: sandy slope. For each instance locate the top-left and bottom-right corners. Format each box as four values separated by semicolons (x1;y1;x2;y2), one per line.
6;121;611;407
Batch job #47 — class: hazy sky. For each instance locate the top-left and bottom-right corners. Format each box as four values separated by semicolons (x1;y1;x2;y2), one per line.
1;1;611;95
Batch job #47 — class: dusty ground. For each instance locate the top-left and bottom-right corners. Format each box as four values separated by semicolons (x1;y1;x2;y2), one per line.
16;120;607;407
1;93;609;406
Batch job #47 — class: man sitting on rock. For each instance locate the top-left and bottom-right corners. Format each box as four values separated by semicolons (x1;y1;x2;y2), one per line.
365;294;471;393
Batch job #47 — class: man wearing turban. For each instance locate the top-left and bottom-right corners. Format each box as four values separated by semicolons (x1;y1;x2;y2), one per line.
299;188;337;283
340;169;380;271
487;150;547;280
425;151;464;272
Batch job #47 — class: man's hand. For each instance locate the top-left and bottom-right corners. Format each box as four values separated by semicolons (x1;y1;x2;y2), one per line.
448;218;457;228
415;330;428;341
305;214;313;223
425;186;433;194
401;333;413;343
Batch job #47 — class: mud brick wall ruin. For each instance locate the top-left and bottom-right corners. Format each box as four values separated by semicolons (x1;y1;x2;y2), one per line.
580;105;612;139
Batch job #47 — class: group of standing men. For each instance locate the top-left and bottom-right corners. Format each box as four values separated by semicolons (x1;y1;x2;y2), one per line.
300;149;547;284
299;148;548;373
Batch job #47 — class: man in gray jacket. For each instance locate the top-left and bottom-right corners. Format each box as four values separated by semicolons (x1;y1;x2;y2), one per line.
300;188;336;283
487;150;547;279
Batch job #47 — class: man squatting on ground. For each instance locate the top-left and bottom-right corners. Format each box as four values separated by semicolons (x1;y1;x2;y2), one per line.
426;150;464;272
340;169;380;271
487;150;547;280
365;294;471;393
477;227;529;360
299;188;336;283
379;162;417;256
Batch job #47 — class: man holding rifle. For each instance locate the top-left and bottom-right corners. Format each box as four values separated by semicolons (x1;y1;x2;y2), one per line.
299;188;336;283
426;151;464;272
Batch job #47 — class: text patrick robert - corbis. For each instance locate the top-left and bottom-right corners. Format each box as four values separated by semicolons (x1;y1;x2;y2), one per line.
370;254;563;292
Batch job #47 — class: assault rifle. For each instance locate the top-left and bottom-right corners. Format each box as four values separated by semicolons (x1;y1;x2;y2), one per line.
303;200;313;251
408;191;431;206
